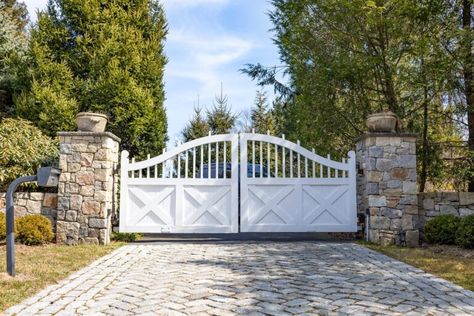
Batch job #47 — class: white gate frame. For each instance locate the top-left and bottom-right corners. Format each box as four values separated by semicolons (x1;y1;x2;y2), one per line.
120;134;239;233
239;133;357;233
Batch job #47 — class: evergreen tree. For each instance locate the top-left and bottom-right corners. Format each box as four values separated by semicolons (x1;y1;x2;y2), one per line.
251;90;274;134
15;0;168;158
243;0;467;189
0;1;28;116
181;105;209;142
206;85;237;134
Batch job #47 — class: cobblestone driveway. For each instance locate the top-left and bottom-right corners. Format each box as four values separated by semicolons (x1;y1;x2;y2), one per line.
4;242;474;315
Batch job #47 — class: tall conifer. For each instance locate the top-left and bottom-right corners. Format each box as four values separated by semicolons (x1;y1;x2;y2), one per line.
16;0;168;157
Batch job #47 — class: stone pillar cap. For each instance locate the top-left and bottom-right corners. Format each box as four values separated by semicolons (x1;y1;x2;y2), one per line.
57;131;121;143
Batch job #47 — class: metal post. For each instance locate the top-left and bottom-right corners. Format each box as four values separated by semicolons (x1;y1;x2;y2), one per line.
6;175;37;277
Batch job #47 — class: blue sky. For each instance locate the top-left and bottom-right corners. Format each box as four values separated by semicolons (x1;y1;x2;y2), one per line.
24;0;281;144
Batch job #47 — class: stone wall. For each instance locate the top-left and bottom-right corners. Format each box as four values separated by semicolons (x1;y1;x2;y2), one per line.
56;132;120;245
418;192;474;225
356;133;419;246
0;192;57;226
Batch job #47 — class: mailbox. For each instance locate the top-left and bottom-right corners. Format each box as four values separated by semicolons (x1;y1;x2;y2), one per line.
37;167;61;187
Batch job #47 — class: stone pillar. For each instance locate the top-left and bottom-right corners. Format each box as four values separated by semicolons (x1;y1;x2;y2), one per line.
356;133;419;246
56;132;120;245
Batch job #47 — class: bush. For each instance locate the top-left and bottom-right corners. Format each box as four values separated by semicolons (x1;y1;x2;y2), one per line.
424;214;460;245
456;215;474;249
0;213;5;240
16;215;54;245
111;232;142;242
0;118;58;191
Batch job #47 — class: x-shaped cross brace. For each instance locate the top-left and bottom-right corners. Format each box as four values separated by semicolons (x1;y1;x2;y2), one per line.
129;187;175;226
248;187;294;224
185;187;230;225
303;186;348;224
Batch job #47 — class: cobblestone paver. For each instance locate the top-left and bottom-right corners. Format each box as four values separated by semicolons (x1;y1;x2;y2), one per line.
4;242;474;315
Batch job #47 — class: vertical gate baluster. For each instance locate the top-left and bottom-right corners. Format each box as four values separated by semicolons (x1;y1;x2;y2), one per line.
274;143;278;177
312;149;316;178
290;150;293;178
305;157;308;178
260;141;263;178
297;140;301;178
147;154;150;178
193;147;196;179
162;148;165;178
327;154;331;178
342;158;346;178
223;141;227;179
177;148;181;179
267;137;270;178
208;142;211;179
282;135;285;178
185;150;189;179
216;142;219;178
170;159;174;178
132;158;135;178
200;145;204;178
252;139;255;178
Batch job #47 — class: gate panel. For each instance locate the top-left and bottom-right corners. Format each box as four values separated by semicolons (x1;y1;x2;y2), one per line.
120;134;239;233
240;133;357;232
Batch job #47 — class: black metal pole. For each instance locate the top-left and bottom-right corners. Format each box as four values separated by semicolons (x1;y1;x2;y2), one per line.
6;175;37;277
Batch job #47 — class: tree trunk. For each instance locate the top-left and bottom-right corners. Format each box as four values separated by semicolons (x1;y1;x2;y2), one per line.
463;0;474;191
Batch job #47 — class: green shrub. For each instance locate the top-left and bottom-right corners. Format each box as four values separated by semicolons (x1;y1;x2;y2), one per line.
16;215;54;245
424;214;460;245
456;215;474;249
0;118;58;191
0;212;5;240
111;232;142;242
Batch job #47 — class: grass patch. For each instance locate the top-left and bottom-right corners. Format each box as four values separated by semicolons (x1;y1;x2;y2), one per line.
359;241;474;291
0;242;123;312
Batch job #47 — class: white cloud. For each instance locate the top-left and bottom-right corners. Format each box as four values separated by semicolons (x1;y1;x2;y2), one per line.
165;27;254;100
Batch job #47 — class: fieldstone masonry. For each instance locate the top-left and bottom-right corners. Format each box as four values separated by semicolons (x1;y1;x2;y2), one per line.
419;192;474;222
56;131;120;245
356;133;419;246
0;192;57;227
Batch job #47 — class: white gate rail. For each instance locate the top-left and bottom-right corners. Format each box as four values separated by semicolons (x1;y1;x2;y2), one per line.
240;133;357;232
120;134;239;233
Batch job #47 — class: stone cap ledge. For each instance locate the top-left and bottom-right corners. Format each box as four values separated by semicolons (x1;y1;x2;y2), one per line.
356;132;418;142
57;131;121;143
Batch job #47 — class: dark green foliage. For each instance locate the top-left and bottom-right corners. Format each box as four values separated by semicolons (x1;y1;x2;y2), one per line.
243;0;468;180
0;212;5;240
0;118;58;191
456;215;474;249
0;1;29;116
16;0;168;158
111;232;142;242
206;88;237;135
424;215;461;245
251;91;275;134
181;106;210;142
16;214;54;245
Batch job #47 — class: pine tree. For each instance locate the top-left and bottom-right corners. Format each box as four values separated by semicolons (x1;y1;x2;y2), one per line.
15;0;168;158
251;90;274;134
206;85;237;134
181;105;209;142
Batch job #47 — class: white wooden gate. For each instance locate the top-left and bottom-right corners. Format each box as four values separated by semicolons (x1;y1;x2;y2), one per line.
120;133;357;234
120;134;239;233
240;133;357;232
